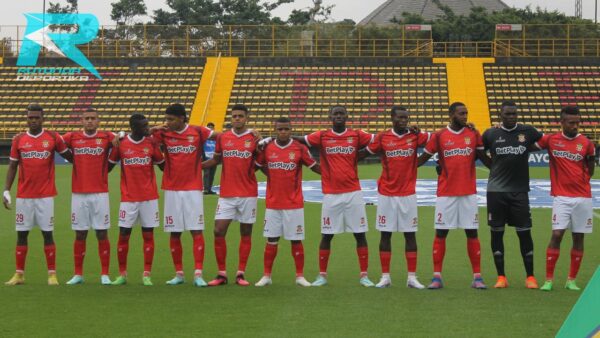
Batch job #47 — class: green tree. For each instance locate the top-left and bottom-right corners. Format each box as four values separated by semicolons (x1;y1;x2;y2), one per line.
111;0;147;25
47;0;78;14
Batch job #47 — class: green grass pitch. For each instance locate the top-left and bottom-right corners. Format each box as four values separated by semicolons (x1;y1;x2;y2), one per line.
0;164;598;337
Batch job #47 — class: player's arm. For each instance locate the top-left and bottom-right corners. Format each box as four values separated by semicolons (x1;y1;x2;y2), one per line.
417;152;432;167
202;153;221;169
310;163;321;175
61;148;74;163
156;162;165;171
587;155;595;177
476;149;492;168
292;135;308;145
3;160;17;209
358;148;371;160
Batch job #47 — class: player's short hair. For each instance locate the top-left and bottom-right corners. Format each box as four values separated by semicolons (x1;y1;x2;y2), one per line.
231;104;249;115
390;106;408;117
129;113;147;128
329;105;347;114
501;101;517;109
275;116;291;124
27;103;43;115
83;107;97;114
449;102;466;114
561;105;580;116
207;122;215;128
165;103;187;118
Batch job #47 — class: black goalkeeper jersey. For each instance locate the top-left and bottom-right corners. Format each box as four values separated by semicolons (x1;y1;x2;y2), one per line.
482;124;543;192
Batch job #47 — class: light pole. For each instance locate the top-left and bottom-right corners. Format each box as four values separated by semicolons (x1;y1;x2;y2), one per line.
42;0;46;56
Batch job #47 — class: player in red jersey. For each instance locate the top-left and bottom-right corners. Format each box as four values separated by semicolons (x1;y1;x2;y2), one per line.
108;114;164;286
254;117;321;287
151;103;215;287
62;108;114;286
360;107;429;289
536;106;595;291
203;104;261;286
292;105;375;287
4;103;73;286
417;102;491;289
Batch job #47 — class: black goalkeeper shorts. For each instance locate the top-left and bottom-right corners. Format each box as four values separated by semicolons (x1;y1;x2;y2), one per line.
486;192;532;228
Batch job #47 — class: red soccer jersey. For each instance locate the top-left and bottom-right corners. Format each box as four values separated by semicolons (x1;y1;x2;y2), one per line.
367;130;430;196
108;135;164;202
153;124;213;191
305;128;373;194
424;126;484;197
257;139;317;209
536;133;595;198
215;130;258;197
63;130;114;193
9;129;68;198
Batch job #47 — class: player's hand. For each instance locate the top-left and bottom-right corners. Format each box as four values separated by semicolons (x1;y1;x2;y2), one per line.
257;137;272;151
250;129;262;140
112;131;125;148
3;190;11;210
466;122;478;131
409;126;421;134
149;124;168;134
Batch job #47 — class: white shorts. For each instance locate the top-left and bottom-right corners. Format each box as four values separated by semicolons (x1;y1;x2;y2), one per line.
163;190;204;232
215;197;258;224
15;197;54;232
434;195;479;230
118;200;160;228
71;193;110;231
263;208;305;241
376;194;418;232
321;191;368;234
552;196;593;234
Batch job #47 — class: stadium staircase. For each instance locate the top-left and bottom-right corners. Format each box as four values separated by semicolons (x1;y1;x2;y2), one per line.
226;62;450;135
484;64;600;140
0;60;204;140
189;57;239;130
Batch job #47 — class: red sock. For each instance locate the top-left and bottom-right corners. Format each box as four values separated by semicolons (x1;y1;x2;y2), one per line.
319;249;331;274
405;251;417;274
380;251;391;274
238;235;252;273
73;239;86;275
214;236;227;272
568;249;584;280
142;231;154;273
192;233;205;271
432;237;446;274
117;234;130;275
263;243;278;275
291;242;304;276
98;239;110;275
44;243;56;272
357;246;369;274
467;237;481;274
15;245;28;272
169;237;183;273
545;247;560;280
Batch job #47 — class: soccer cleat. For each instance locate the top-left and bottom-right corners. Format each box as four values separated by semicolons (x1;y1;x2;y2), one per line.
311;275;328;287
166;275;185;285
359;276;375;287
295;277;311;287
5;272;25;286
494;276;509;288
48;273;59;286
427;277;444;289
235;273;250;286
100;275;112;285
471;277;487;289
375;275;392;288
142;276;153;286
66;275;84;285
564;280;581;291
525;276;538;289
111;275;127;286
207;274;228;287
255;276;272;287
540;280;553;291
407;277;425;289
193;275;207;287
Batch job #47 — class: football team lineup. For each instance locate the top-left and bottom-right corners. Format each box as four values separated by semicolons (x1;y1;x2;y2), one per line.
1;101;596;294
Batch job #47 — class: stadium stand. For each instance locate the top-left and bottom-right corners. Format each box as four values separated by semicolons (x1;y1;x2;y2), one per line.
0;59;204;140
226;61;450;135
485;63;600;139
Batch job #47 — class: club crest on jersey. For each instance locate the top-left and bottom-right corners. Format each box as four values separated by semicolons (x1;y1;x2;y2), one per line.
347;137;354;144
143;147;149;154
244;140;251;148
518;134;526;143
289;152;296;160
576;143;583;151
187;136;194;143
96;138;102;145
296;225;303;234
464;137;471;145
42;140;49;148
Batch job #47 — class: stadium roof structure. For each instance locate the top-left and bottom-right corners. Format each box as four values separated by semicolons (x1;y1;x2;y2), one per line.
359;0;509;25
